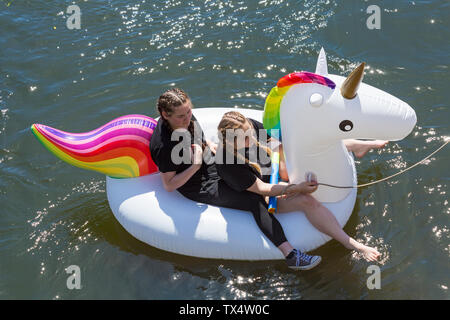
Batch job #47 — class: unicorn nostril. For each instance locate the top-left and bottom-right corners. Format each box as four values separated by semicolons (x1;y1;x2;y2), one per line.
339;120;353;132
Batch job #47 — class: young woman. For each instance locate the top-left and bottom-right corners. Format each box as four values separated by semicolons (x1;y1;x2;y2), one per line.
216;111;384;262
149;88;321;270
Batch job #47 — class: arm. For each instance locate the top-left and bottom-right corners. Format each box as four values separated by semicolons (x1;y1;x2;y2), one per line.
159;143;203;192
247;178;318;197
160;164;200;192
205;138;218;154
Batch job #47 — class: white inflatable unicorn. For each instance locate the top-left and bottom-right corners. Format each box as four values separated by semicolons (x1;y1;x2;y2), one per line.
32;48;417;260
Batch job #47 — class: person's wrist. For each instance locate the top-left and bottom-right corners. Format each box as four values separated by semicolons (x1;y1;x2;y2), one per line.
281;184;295;196
297;182;307;193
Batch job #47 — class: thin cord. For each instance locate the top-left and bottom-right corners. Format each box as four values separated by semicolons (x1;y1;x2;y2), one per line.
317;139;449;189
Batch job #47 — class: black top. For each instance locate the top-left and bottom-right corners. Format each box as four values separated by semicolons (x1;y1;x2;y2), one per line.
216;118;273;192
149;114;218;196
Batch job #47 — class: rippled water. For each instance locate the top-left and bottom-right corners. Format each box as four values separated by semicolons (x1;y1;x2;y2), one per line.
0;0;448;299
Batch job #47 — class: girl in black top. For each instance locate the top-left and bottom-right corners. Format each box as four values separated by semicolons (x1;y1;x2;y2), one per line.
216;111;381;263
149;88;321;270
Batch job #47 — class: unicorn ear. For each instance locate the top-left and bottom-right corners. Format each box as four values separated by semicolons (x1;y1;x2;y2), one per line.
315;47;328;77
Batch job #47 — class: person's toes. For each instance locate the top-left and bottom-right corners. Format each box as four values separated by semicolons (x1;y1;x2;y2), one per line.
354;149;367;158
377;140;389;148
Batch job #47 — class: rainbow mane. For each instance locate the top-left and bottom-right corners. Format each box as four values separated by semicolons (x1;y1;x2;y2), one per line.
31;114;158;178
263;71;335;140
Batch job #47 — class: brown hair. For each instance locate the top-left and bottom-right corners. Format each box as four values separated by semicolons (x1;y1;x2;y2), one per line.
217;111;271;174
156;88;190;118
156;88;205;150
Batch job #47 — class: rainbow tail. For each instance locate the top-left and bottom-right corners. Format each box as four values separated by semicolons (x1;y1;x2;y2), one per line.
31;114;159;178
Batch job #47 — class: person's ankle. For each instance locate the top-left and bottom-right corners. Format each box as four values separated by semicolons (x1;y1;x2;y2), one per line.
285;249;296;259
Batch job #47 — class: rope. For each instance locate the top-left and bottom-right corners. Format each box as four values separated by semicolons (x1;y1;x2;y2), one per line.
317;139;449;189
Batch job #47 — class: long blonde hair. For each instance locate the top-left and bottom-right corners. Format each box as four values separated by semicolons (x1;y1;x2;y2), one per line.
217;111;271;175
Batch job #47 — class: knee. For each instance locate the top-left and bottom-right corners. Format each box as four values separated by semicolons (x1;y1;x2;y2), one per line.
297;194;320;210
246;192;265;204
241;192;267;211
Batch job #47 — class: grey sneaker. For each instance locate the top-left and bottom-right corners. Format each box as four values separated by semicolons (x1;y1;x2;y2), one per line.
286;249;321;270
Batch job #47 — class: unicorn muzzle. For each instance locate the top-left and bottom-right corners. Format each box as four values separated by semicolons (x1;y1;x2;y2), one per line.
334;62;417;141
350;96;417;141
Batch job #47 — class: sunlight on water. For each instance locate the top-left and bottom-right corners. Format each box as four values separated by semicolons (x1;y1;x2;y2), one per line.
26;180;105;258
0;0;448;299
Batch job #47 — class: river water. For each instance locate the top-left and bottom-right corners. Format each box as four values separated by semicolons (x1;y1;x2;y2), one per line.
0;0;448;299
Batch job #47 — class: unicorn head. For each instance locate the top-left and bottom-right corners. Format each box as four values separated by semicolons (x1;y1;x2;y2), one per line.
263;48;417;202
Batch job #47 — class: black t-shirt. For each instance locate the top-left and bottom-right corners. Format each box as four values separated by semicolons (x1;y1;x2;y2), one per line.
216;118;273;192
149;114;218;196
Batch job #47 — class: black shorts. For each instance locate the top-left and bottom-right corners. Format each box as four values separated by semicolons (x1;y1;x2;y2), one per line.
179;178;288;247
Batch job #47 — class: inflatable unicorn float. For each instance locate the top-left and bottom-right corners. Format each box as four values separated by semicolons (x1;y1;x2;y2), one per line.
31;49;417;260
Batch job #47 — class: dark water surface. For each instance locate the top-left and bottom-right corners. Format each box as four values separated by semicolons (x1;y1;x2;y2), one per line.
0;0;448;299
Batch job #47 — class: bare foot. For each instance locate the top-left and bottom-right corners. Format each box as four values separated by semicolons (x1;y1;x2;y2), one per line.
356;244;381;262
352;140;389;158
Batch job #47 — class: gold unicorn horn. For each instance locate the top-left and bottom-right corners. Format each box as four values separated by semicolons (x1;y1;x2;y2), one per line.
340;62;365;99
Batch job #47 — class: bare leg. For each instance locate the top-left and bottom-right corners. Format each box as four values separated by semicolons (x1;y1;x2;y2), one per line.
277;193;381;261
276;143;289;181
279;158;289;182
343;139;389;158
277;241;295;257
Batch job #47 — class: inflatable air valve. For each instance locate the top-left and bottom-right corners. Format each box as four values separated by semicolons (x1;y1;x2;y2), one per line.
305;172;317;184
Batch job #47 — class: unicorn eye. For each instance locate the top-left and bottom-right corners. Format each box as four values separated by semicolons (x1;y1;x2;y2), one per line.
339;120;353;132
309;93;323;107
